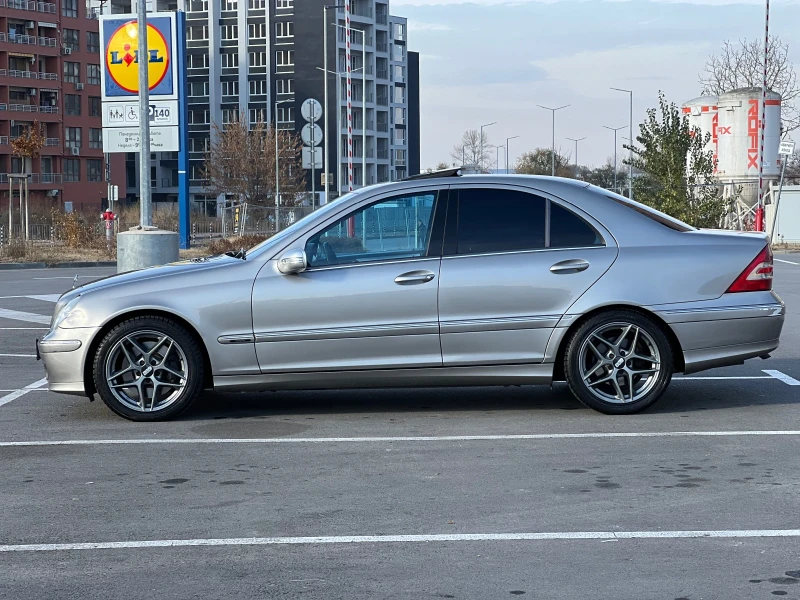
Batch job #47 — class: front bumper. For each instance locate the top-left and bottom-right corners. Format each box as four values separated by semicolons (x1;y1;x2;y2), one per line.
38;327;99;396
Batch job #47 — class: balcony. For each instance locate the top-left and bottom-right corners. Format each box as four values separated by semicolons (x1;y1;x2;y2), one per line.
9;104;38;113
0;70;59;81
376;42;387;53
0;173;65;184
377;122;388;133
0;0;56;11
161;177;178;188
377;149;388;159
45;137;59;146
0;32;58;47
0;136;8;145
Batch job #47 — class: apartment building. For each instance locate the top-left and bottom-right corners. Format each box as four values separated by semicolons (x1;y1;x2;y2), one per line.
110;0;420;214
0;0;124;213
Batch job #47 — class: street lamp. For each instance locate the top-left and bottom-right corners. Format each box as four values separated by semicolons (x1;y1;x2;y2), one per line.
495;145;505;172
480;121;496;170
323;4;347;204
538;104;569;176
566;136;587;178
611;87;633;199
275;98;293;228
603;125;626;193
506;135;519;174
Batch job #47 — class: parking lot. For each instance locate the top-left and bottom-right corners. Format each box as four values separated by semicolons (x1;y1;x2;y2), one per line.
1;257;799;599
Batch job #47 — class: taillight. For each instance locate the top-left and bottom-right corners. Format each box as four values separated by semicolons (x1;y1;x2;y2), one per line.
726;245;773;293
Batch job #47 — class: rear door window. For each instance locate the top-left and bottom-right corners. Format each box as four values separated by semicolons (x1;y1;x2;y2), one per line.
549;202;604;248
455;189;546;255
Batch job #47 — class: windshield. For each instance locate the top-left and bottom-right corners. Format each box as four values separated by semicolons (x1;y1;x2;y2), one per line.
246;190;367;258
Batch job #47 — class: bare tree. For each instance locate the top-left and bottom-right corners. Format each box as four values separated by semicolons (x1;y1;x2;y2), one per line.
451;129;492;171
699;37;799;131
203;111;306;207
786;150;800;184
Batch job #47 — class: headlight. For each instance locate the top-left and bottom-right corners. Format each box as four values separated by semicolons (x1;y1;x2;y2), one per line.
52;296;86;329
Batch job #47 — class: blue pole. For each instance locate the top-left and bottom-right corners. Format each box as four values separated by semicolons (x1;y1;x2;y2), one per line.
176;10;190;249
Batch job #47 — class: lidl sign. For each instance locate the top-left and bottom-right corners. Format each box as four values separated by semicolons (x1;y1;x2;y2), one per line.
100;14;177;101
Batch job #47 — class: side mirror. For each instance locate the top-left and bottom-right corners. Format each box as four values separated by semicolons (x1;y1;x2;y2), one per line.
277;248;307;275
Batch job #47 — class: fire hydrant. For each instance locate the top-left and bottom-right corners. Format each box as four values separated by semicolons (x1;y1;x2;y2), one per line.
101;208;117;248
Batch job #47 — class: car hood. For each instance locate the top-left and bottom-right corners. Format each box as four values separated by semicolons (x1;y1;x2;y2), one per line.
58;254;241;304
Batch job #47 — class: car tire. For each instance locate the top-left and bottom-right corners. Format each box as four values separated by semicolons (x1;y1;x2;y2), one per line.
93;316;205;421
564;310;674;415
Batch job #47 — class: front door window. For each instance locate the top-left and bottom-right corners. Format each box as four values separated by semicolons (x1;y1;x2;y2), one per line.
306;191;438;267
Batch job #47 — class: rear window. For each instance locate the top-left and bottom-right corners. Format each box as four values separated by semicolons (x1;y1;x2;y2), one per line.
604;192;695;232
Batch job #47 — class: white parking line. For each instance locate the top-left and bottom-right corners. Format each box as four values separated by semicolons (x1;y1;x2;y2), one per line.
0;295;60;302
0;378;48;408
0;328;49;330
775;258;800;265
675;376;771;381
0;354;37;358
763;369;800;386
0;308;50;325
3;430;800;448
2;529;800;553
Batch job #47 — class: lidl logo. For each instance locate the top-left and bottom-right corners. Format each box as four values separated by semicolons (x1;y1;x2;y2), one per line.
101;15;175;99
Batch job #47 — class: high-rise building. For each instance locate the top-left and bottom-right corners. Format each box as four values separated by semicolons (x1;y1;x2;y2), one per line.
1;0;125;214
111;0;419;214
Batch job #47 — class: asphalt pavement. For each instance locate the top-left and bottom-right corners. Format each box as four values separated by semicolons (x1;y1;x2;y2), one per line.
0;258;799;599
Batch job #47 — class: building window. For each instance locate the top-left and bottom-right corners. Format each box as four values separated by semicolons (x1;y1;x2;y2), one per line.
221;53;239;68
394;128;405;144
187;25;208;41
275;21;293;38
275;79;293;95
87;64;101;86
64;61;80;84
393;86;405;104
66;127;81;149
89;128;102;149
63;29;79;51
248;23;266;38
65;94;81;116
248;108;267;123
189;0;208;11
64;159;80;182
189;81;209;96
89;97;101;117
393;23;406;41
277;106;294;123
249;51;266;67
276;0;293;8
222;108;239;124
394;107;405;125
188;53;209;69
189;137;209;153
223;0;237;9
189;110;209;124
249;0;265;7
221;25;238;40
248;79;266;95
222;80;239;96
62;0;77;18
87;31;100;53
87;159;103;182
276;50;294;67
393;44;405;62
393;65;405;82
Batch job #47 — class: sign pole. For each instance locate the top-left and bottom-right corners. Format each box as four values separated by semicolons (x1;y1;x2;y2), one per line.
176;9;190;249
137;0;152;227
771;140;796;242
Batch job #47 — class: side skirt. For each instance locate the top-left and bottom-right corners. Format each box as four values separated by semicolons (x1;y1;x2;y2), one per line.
213;364;554;392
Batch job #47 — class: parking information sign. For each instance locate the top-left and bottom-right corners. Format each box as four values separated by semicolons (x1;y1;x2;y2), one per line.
779;140;796;156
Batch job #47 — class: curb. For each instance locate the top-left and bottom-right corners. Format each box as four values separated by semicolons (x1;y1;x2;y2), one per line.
0;261;117;271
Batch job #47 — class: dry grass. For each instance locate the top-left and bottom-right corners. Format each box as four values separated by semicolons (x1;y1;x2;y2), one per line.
207;235;268;255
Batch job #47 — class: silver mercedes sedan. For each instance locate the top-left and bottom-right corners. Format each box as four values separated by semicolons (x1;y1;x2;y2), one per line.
38;173;785;420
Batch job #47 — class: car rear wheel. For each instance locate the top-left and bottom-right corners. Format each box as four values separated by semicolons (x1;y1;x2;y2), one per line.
93;316;205;421
564;310;673;415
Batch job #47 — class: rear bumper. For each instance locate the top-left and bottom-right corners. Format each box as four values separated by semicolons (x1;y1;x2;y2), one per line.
651;292;785;374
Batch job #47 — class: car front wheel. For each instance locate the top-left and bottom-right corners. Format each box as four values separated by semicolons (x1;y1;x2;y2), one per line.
93;316;205;421
564;310;674;415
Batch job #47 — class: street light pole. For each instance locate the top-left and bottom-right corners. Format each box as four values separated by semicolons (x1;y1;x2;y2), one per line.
506;135;519;174
566;136;587;178
495;145;504;172
537;105;570;176
136;0;151;227
479;122;496;171
611;87;633;199
603;125;626;193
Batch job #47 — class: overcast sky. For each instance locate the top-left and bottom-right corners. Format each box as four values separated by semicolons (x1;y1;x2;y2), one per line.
391;0;800;170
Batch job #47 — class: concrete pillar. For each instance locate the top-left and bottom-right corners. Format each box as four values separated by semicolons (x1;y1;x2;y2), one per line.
117;228;180;273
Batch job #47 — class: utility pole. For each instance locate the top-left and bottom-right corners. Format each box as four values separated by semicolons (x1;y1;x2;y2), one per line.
611;87;634;199
537;105;569;176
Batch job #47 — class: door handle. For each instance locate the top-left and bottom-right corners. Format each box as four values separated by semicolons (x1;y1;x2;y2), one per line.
394;270;436;285
550;259;590;274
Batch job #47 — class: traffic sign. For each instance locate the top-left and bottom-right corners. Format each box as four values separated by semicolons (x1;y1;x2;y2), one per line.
301;123;323;147
301;98;322;122
102;100;178;128
302;147;323;169
779;140;796;156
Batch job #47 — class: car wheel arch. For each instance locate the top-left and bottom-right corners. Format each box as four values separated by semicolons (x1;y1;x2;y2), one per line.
551;304;685;381
82;309;214;397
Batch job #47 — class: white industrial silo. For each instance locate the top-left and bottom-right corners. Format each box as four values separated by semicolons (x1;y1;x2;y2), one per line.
716;87;782;182
682;95;719;172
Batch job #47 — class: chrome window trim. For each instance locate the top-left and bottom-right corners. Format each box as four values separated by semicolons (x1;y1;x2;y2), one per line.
299;255;439;274
441;245;611;261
